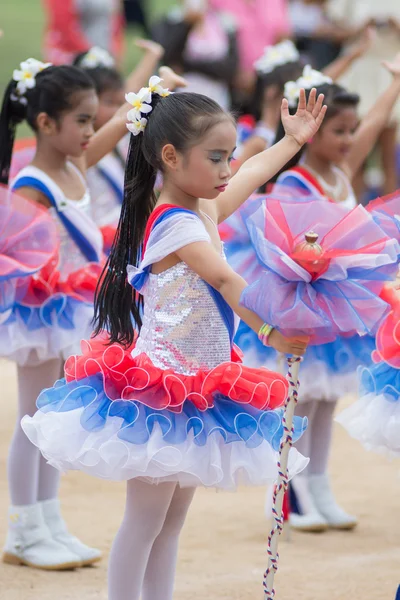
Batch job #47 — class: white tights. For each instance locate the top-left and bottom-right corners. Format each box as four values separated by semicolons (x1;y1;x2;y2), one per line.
7;359;63;505
294;400;336;475
108;479;196;600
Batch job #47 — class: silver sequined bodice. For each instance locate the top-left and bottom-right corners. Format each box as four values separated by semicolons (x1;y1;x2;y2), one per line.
133;262;231;375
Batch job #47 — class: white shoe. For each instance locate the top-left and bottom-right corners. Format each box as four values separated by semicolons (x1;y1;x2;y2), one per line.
2;504;81;570
288;475;328;533
41;499;102;566
309;474;358;530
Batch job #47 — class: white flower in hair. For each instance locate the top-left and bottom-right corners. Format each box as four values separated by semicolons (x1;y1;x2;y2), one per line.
125;87;153;120
283;81;301;107
81;46;115;69
13;58;51;96
127;117;148;136
147;75;170;97
284;64;332;107
254;40;299;74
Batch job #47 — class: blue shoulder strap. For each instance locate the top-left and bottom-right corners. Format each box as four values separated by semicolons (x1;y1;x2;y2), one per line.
96;164;124;205
12;176;100;263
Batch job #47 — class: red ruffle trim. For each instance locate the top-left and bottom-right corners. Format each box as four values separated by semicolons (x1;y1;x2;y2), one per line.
373;284;400;367
20;254;103;306
65;335;289;413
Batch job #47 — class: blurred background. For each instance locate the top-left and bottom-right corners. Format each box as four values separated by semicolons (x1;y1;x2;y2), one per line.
2;0;400;199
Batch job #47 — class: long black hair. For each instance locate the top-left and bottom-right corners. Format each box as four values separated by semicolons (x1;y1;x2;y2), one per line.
271;82;360;183
252;61;304;122
0;64;95;185
73;51;124;96
94;92;231;346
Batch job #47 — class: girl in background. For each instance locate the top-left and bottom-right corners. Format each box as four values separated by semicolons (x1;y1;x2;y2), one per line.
328;0;400;196
236;31;374;170
271;56;400;531
0;56;185;570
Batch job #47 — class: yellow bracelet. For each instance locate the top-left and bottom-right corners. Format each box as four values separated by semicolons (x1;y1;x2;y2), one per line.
258;323;274;346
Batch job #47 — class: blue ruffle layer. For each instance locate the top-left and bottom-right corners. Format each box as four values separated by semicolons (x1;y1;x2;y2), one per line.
5;296;90;331
37;374;308;451
360;361;400;402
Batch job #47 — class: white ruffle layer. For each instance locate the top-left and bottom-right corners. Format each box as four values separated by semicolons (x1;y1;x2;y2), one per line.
297;361;358;402
0;304;94;366
336;394;400;458
22;407;308;490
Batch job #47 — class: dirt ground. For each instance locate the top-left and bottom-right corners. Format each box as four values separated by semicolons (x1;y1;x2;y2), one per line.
0;359;399;600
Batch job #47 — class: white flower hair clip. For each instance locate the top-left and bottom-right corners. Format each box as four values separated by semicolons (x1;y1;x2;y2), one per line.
284;65;332;107
80;46;115;69
12;58;52;102
254;40;300;75
126;76;171;136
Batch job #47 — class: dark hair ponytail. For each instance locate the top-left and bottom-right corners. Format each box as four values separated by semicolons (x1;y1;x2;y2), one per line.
0;80;28;184
0;64;94;185
94;92;231;346
93;130;158;345
271;82;360;183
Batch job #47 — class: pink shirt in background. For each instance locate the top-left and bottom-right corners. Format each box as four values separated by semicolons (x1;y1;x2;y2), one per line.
210;0;291;72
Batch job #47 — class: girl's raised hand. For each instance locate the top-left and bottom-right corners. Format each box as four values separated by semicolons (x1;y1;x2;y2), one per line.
382;52;400;77
268;329;309;357
135;38;165;62
281;88;327;148
158;66;187;91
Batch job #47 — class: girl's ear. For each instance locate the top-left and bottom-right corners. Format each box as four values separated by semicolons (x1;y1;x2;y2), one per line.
161;143;179;170
36;112;58;135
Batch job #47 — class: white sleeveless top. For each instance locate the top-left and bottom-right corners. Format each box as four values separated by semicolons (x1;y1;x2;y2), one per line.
12;163;103;278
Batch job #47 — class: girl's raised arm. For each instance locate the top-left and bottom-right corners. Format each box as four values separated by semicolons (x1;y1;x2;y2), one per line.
175;240;308;356
216;89;327;223
345;53;400;178
80;47;185;170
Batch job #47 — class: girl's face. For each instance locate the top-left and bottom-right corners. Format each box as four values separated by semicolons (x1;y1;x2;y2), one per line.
39;89;98;157
308;106;358;164
165;119;237;199
95;87;126;130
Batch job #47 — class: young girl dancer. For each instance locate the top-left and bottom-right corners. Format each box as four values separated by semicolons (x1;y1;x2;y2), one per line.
0;57;184;570
270;57;400;531
22;82;326;598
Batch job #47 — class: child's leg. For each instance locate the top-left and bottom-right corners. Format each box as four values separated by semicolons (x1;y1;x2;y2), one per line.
293;399;318;470
289;400;328;531
8;359;62;505
308;400;336;475
308;400;357;529
108;479;178;600
142;485;196;600
4;359;81;569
